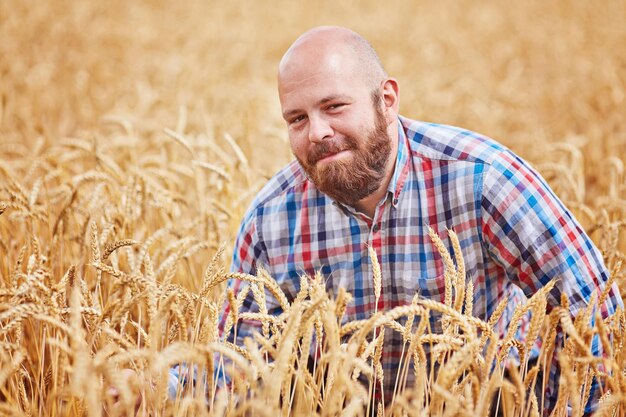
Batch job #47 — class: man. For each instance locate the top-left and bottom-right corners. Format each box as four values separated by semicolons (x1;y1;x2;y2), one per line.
174;26;622;411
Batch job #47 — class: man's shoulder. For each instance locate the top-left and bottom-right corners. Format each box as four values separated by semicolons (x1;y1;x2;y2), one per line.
400;116;509;165
244;160;312;215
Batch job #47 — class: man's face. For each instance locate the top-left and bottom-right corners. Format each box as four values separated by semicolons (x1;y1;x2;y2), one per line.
279;59;392;206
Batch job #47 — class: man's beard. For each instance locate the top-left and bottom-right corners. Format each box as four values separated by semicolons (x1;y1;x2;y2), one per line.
296;101;392;207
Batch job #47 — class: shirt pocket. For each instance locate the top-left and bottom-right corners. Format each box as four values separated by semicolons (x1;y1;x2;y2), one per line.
397;271;446;334
400;269;445;303
423;274;447;303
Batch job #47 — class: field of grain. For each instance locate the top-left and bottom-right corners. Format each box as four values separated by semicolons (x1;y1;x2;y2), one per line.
1;1;625;416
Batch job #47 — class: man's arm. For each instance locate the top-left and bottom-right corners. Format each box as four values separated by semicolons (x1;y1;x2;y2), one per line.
481;149;621;314
221;207;281;340
480;148;622;412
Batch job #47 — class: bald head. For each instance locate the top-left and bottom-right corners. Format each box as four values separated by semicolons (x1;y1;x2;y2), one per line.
278;26;387;90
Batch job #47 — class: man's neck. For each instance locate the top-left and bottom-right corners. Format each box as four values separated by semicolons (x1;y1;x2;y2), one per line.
353;184;390;219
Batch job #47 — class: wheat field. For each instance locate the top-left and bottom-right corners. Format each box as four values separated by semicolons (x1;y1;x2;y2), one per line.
1;1;625;416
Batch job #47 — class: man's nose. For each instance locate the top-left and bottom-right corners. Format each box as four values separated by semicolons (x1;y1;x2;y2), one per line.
308;115;333;143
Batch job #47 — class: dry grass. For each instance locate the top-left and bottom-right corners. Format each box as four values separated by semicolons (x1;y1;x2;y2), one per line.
1;1;626;416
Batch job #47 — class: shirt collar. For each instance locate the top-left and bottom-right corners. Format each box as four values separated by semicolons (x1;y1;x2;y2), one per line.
386;117;411;208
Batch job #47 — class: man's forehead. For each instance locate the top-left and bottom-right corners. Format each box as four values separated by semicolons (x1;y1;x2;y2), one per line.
279;60;348;91
278;65;361;108
279;45;354;83
277;48;365;107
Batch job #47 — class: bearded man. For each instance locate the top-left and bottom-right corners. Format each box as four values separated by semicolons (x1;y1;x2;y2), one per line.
171;26;622;413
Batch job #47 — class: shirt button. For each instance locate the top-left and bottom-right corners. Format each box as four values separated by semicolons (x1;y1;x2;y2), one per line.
373;224;380;232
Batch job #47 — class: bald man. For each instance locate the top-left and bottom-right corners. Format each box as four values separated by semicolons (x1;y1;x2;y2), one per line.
277;27;398;218
172;27;622;413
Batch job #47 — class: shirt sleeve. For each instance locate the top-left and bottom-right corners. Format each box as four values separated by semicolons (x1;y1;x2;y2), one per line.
480;149;623;412
221;206;279;336
230;206;268;276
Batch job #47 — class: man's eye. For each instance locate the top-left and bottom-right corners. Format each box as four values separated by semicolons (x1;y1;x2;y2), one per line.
291;115;306;124
328;104;345;110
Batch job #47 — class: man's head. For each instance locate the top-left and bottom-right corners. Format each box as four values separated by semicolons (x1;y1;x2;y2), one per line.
278;26;400;207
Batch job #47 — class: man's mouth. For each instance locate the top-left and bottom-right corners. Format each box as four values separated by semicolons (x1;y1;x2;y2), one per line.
316;150;350;164
309;141;354;165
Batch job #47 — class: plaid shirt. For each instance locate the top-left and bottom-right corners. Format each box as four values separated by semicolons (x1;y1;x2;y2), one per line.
172;116;622;411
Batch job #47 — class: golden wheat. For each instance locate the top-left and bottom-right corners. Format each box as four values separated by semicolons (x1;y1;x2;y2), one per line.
1;1;625;416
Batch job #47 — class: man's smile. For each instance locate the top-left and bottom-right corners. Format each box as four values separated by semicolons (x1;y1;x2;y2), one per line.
307;137;358;166
316;149;351;165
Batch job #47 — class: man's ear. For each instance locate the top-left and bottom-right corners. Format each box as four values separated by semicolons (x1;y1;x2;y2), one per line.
380;78;399;123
